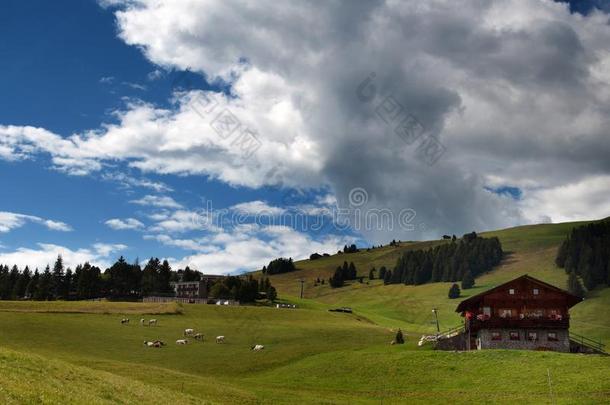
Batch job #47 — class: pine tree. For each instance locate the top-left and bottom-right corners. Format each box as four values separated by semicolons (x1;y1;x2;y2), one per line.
158;260;172;293
568;271;585;298
329;267;344;288
0;265;10;299
141;258;160;295
461;271;475;289
26;269;40;299
383;269;392;285
266;286;277;302
8;265;19;299
448;283;460;299
13;266;31;299
348;262;357;279
379;266;387;280
395;329;405;344
35;266;53;300
52;255;65;299
369;267;376;280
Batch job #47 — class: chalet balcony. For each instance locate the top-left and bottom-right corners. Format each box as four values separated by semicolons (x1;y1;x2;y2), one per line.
467;316;570;331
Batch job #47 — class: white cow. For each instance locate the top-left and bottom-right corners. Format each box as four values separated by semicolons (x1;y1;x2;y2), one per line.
148;319;157;326
176;339;188;345
144;341;154;347
184;328;194;336
121;318;129;324
251;344;264;351
216;336;225;344
193;333;204;341
140;318;146;326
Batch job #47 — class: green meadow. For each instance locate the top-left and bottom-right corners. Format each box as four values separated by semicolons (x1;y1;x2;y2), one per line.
0;220;609;404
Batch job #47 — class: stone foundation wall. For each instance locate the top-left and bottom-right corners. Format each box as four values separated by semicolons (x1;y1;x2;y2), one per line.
435;332;468;351
477;329;569;352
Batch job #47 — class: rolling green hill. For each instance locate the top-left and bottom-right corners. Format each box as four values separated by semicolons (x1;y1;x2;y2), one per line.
0;219;608;403
264;220;610;345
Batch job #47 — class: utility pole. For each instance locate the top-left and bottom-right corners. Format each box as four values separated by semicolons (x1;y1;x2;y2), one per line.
432;308;440;333
299;279;305;299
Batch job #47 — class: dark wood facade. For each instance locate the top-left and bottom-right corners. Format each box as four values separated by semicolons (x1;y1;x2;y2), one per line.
455;275;582;352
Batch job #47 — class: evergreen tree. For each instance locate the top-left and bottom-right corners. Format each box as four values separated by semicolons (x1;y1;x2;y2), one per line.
265;258;296;275
383;269;392;285
448;283;461;299
461;271;475;289
0;265;10;299
26;269;40;299
141;258;160;295
266;286;277;302
61;268;72;299
52;255;65;299
348;262;357;279
158;260;172;293
568;271;585;298
329;266;344;288
13;266;31;299
378;266;387;280
369;267;376;280
35;266;53;300
8;265;19;299
395;329;405;344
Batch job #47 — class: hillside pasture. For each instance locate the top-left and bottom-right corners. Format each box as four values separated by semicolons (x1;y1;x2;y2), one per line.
0;300;182;315
0;301;608;404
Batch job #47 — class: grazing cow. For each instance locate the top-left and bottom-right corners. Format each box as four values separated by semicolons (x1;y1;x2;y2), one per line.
140;318;146;326
251;344;264;351
176;339;188;345
144;340;164;348
148;319;157;326
193;333;204;341
215;336;225;344
390;340;396;345
121;318;129;324
184;328;194;336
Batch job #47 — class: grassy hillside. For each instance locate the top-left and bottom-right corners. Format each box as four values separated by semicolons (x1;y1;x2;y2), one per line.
0;301;607;404
0;219;609;403
0;347;200;404
0;300;181;314
265;220;610;346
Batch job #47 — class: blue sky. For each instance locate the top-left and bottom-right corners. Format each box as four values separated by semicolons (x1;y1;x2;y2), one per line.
1;0;609;273
0;0;357;273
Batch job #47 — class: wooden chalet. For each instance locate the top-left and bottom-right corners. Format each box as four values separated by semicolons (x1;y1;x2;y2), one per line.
431;274;604;354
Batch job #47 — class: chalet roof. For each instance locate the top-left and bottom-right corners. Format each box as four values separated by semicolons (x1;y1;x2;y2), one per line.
455;274;583;313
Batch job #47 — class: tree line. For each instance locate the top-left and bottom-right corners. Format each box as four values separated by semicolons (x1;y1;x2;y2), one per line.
0;255;277;303
262;257;296;275
556;220;610;296
329;261;359;288
384;232;503;287
208;275;277;302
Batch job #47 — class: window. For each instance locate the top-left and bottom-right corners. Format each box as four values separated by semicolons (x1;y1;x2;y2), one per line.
491;331;502;341
527;332;538;341
509;288;515;295
509;331;520;341
533;288;539;295
499;309;512;318
548;332;558;341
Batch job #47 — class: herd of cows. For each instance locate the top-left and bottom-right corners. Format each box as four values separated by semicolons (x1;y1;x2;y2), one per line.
119;318;265;351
